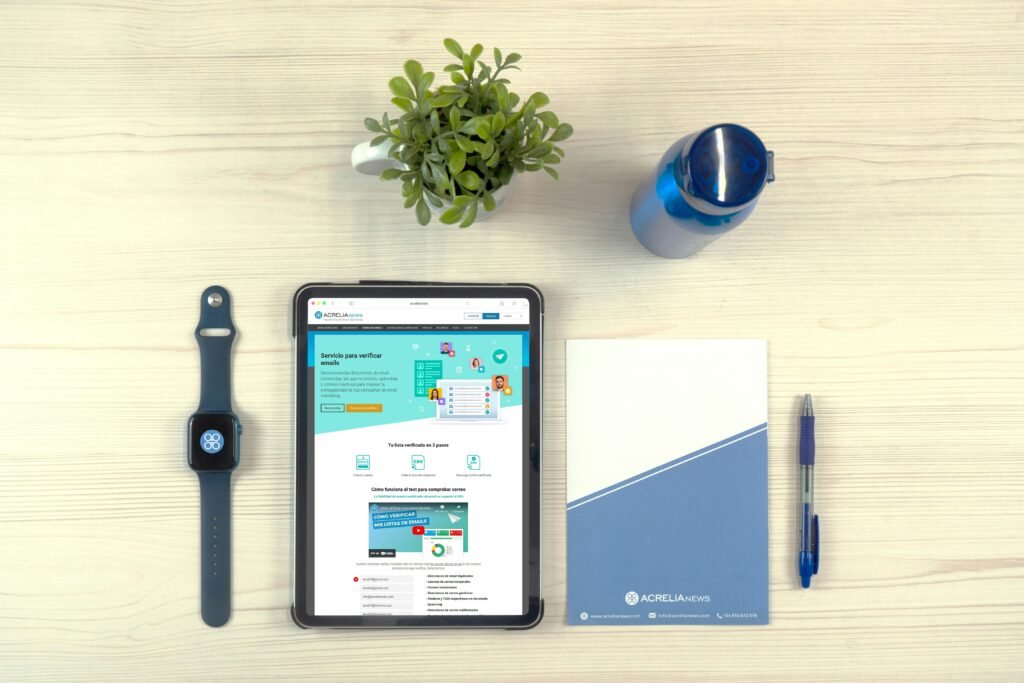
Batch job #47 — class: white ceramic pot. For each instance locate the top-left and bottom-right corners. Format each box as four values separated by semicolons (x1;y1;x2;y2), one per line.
351;139;514;222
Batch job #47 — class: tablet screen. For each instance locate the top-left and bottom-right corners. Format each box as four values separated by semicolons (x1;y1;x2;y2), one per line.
304;296;531;617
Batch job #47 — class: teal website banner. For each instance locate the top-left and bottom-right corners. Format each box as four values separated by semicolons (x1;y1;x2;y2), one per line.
311;331;528;434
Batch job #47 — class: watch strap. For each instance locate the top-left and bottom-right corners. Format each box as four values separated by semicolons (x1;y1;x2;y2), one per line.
196;285;235;412
199;471;232;627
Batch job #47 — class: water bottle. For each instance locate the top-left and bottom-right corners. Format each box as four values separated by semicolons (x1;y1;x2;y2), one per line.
629;124;774;258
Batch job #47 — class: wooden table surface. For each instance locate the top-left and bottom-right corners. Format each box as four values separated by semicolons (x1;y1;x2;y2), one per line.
2;1;1022;680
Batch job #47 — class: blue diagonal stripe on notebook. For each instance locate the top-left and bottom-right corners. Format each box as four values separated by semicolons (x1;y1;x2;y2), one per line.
567;423;769;625
567;422;768;511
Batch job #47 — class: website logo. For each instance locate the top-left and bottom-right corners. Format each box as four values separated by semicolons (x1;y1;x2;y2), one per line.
624;590;711;605
314;311;364;320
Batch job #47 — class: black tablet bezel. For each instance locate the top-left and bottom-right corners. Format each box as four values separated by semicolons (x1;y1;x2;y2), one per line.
291;282;543;629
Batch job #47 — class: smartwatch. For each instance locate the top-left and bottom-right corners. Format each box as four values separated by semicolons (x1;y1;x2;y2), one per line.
186;285;241;627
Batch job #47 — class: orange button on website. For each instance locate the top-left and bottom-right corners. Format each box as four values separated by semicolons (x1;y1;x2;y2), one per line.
345;403;383;413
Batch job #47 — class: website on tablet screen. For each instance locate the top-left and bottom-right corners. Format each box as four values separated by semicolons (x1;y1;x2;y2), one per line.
305;297;529;616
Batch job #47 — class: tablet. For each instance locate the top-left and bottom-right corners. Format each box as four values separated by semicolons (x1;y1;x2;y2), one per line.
291;282;543;628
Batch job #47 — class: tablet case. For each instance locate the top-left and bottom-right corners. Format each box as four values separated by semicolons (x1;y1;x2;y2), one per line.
289;601;544;630
291;281;544;630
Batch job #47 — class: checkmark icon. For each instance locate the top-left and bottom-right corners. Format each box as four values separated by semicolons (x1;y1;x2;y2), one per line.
492;349;507;364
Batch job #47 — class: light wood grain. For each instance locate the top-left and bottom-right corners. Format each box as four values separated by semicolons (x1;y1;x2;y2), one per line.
1;0;1023;680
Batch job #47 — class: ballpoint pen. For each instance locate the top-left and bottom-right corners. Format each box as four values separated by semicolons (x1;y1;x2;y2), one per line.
798;394;820;588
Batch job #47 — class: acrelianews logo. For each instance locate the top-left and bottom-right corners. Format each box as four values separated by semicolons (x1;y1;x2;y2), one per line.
313;311;363;320
625;591;711;605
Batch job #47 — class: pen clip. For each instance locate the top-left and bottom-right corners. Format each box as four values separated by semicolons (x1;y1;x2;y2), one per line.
812;514;820;575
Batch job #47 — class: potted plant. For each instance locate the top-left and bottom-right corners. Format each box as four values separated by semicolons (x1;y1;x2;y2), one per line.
353;38;573;227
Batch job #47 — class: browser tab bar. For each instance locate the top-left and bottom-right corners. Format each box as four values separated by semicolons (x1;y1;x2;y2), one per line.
309;298;530;325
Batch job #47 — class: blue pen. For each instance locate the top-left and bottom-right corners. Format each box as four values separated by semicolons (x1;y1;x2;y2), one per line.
798;394;820;588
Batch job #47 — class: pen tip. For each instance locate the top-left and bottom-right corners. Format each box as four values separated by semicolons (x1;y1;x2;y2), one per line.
802;394;814;416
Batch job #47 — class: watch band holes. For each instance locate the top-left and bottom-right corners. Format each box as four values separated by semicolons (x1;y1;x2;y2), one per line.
199;328;231;337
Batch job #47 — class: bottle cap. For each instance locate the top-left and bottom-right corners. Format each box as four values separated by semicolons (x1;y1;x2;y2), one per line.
683;124;772;208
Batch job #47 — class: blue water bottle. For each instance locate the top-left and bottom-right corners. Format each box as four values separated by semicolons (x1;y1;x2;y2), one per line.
629;124;774;258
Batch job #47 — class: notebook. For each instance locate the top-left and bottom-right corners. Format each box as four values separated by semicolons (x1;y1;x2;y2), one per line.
566;339;768;625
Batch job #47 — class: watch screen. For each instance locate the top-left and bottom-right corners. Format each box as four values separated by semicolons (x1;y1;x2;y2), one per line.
188;413;237;471
305;296;530;617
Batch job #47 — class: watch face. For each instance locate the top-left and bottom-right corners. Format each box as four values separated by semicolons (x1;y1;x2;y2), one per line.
188;413;239;471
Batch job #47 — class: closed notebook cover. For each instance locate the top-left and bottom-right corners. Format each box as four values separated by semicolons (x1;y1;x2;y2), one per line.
566;339;768;625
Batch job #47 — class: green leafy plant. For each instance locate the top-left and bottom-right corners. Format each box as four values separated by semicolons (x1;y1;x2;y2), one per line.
363;38;573;227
